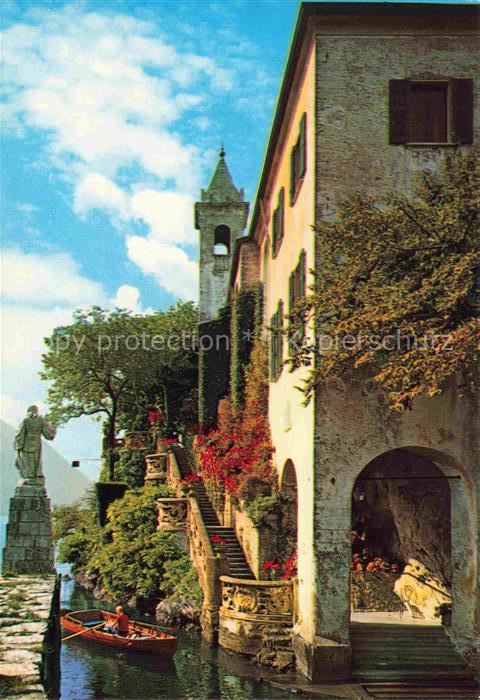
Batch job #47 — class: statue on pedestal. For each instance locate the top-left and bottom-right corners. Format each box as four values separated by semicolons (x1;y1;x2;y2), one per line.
2;405;57;574
14;405;56;484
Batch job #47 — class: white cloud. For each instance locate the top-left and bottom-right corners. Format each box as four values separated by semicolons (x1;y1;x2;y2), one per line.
113;284;144;314
74;173;129;219
1;5;215;298
130;190;196;245
0;247;145;469
1;248;106;307
127;236;197;300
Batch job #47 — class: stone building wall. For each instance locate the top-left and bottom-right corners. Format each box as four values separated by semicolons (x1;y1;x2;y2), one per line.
296;10;479;679
313;15;479;213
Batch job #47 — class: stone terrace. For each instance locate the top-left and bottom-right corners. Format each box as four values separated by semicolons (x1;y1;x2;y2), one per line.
0;575;58;698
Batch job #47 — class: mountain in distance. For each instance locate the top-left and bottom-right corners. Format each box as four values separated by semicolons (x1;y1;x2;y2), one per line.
1;419;92;515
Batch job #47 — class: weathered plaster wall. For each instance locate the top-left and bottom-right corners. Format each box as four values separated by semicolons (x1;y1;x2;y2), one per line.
312;375;479;649
314;19;479;216
304;15;479;675
259;37;318;646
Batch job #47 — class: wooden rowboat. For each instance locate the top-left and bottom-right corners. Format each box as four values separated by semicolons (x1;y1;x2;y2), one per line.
61;609;178;657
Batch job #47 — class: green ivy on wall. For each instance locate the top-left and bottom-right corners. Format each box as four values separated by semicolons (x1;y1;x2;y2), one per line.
230;284;264;414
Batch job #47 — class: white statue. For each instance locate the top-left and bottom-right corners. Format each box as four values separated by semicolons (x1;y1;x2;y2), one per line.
14;405;56;482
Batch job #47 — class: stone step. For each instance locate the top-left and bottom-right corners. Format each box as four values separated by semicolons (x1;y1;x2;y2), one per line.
361;681;479;699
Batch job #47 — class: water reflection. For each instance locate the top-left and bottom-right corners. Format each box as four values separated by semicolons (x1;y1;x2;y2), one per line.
58;563;294;699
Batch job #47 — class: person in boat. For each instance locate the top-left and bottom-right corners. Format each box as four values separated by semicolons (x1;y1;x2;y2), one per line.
105;606;130;636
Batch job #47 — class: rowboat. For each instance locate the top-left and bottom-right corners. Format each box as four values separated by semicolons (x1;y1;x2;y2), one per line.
61;609;178;657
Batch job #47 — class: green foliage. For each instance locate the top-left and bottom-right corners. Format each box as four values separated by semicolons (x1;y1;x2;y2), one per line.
160;556;203;606
289;149;480;409
230;284;264;414
198;313;230;429
91;487;194;609
115;450;147;489
54;503;101;571
53;486;200;612
95;481;128;526
41;302;198;478
244;492;288;527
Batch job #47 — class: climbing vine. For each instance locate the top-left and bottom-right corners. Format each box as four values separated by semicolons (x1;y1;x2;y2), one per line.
288;149;480;409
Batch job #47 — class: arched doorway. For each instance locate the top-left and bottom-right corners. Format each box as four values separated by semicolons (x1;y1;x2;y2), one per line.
280;460;298;581
351;448;452;623
349;447;475;681
281;459;298;530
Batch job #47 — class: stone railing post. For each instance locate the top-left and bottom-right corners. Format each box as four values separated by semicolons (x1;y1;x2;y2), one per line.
144;452;168;486
156;497;188;532
219;576;294;655
187;496;228;642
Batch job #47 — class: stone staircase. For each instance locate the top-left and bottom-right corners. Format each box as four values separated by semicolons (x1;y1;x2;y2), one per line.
171;445;254;579
351;623;477;684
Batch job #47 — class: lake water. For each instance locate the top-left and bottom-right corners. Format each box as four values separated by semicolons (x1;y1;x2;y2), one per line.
1;516;295;699
58;563;296;699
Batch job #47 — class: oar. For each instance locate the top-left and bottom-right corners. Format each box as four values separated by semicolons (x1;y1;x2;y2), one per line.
63;621;106;641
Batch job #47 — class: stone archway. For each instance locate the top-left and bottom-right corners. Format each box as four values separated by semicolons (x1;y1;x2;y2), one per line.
281;459;298;548
349;447;476;640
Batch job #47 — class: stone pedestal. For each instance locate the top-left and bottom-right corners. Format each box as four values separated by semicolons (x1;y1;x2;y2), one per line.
2;478;55;575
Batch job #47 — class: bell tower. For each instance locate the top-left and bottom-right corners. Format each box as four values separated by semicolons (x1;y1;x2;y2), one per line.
195;148;249;322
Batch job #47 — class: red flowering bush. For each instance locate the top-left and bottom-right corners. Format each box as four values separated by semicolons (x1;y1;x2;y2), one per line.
195;341;275;496
282;550;298;580
261;549;298;581
148;410;163;425
181;473;199;484
261;559;282;580
161;438;177;448
210;535;227;551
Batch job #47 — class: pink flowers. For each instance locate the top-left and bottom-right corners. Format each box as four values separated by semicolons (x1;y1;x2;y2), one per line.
181;473;199;484
148;410;163;425
261;549;298;580
210;535;226;547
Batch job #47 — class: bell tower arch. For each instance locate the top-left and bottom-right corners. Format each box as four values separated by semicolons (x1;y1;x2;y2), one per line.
195;148;249;322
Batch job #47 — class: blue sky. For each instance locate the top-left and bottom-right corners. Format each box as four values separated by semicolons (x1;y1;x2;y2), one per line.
0;0;470;477
1;0;299;476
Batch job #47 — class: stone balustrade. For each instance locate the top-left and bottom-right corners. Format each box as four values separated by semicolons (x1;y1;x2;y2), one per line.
188;496;228;641
219;576;293;655
144;452;168;484
157;497;188;531
123;431;150;451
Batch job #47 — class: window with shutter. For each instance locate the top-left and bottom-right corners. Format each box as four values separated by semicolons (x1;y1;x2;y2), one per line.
288;250;307;355
389;78;474;145
271;188;285;258
290;113;307;205
270;301;284;381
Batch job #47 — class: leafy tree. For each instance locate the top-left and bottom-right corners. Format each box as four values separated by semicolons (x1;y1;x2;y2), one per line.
41;302;198;479
289;149;479;409
53;486;202;612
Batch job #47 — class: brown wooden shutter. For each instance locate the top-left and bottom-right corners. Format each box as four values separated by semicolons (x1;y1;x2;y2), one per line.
389;80;410;144
278;188;285;243
270;313;276;381
300;249;306;297
278;301;284;373
451;79;474;144
299;113;307;178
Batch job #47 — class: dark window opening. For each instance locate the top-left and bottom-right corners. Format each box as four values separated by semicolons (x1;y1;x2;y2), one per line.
290;113;307;205
288;249;307;355
270;300;284;381
410;83;448;143
214;225;230;255
389;78;474;145
271;188;285;258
